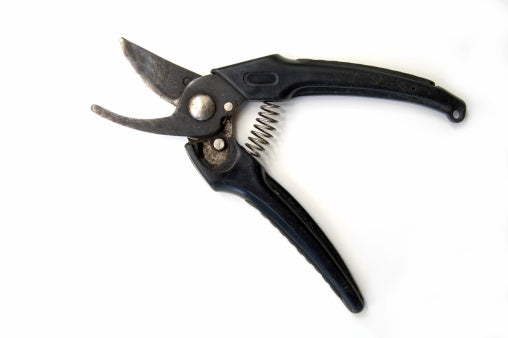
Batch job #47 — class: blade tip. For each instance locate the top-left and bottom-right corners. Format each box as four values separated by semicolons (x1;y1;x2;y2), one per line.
120;37;127;53
90;104;106;117
119;37;129;55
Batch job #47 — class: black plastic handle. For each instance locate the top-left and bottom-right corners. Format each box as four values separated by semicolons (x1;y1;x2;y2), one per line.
185;139;364;313
213;54;466;122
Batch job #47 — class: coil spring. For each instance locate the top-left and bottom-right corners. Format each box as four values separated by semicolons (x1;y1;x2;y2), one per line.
244;101;280;157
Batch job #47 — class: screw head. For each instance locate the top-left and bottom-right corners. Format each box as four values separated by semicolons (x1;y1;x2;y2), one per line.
213;138;226;151
188;94;215;121
224;102;233;112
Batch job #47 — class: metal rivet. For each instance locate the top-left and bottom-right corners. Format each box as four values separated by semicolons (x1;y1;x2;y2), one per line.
213;138;226;151
188;94;215;121
224;102;233;112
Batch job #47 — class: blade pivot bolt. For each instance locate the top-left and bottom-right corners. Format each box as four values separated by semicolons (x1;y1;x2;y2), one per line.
188;94;215;121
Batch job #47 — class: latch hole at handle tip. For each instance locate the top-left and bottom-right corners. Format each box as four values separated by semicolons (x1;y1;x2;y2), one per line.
451;108;465;123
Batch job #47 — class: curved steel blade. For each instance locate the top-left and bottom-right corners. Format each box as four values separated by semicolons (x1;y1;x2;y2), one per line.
120;37;200;105
91;104;189;136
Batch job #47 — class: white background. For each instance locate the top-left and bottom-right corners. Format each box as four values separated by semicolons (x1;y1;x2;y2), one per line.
1;1;507;337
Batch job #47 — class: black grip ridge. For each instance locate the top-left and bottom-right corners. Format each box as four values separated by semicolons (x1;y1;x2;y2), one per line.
185;139;364;313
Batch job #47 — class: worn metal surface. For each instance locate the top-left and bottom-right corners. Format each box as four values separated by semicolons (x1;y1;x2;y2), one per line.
120;38;200;105
201;119;232;167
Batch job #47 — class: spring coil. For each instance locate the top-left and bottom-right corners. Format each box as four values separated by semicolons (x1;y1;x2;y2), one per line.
244;101;280;157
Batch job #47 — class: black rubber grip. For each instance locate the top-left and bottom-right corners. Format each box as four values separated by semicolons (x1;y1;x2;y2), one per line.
212;54;466;122
186;139;364;312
